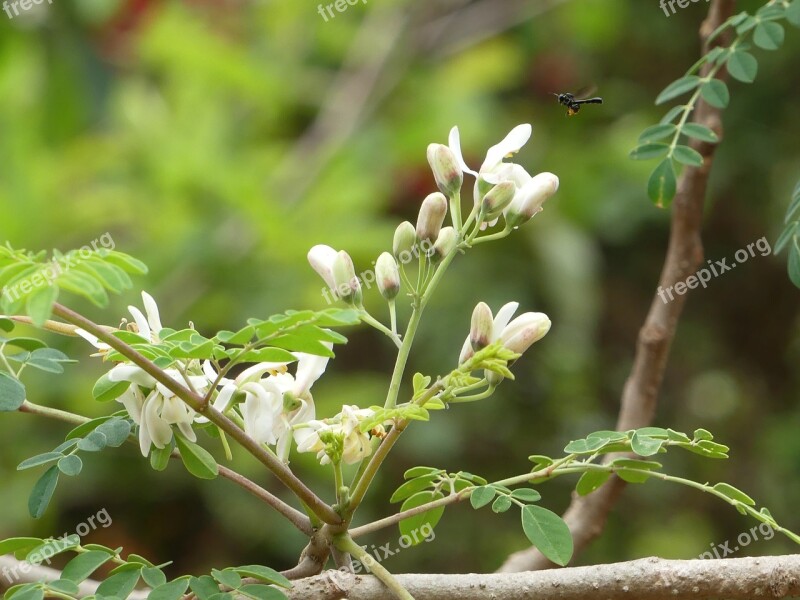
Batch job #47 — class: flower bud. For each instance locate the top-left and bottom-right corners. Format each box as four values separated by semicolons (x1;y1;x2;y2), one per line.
308;244;339;292
469;302;494;351
481;181;516;219
393;221;416;258
499;312;551;354
332;250;361;305
416;192;448;243
427;143;463;196
432;226;457;263
375;252;400;300
504;172;559;229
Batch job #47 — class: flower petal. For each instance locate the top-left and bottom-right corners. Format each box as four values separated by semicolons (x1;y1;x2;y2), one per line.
492;302;520;338
307;244;339;290
480;124;532;173
448;126;478;177
141;291;163;334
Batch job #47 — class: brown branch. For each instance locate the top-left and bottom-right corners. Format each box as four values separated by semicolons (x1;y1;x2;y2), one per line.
286;555;800;600
497;0;736;573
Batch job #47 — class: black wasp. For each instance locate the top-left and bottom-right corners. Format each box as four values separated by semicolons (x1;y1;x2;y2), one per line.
553;91;603;116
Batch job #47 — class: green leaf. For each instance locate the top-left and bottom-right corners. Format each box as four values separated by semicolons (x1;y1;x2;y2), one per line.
631;431;664;457
0;372;26;412
700;79;730;108
510;488;542;503
660;105;686;125
470;486;497;509
576;470;611;496
211;569;241;590
28;466;59;519
613;458;662;483
103;252;149;276
0;317;14;332
681;123;719;143
23;348;75;374
775;224;797;254
4;337;46;351
189;576;221;600
238;584;288;600
96;569;142;599
390;475;438;503
656;76;701;105
150;444;173;472
694;428;714;441
26;284;59;327
141;567;168;588
403;466;442;480
175;434;218;480
788;241;800;288
638;124;677;144
0;538;42;557
7;586;44;600
672;145;704;167
491;495;513;513
148;579;190;600
66;416;113;440
77;430;108;452
96;418;133;447
647;159;677;207
233;347;297;363
629;143;670;161
726;51;759;82
92;374;131;402
17;452;64;471
62;551;113;583
233;566;292;589
398;491;445;544
47;580;80;596
26;536;80;562
520;505;574;567
753;21;784;50
58;455;83;477
713;483;756;506
787;0;800;26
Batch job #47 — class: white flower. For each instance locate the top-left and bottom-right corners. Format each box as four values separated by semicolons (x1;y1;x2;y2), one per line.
459;301;551;364
128;291;164;342
118;383;198;456
446;124;557;229
295;405;375;465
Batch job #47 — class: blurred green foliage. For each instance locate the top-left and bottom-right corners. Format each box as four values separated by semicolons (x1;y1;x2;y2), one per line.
1;0;799;577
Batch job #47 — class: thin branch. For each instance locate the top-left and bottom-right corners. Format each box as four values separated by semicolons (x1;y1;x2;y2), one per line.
50;302;342;526
497;0;736;572
285;555;800;600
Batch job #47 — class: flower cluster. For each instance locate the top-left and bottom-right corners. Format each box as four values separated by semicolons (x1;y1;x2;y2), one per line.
77;292;330;462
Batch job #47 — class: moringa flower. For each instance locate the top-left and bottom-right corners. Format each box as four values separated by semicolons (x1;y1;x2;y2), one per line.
459;301;551;365
295;404;375;465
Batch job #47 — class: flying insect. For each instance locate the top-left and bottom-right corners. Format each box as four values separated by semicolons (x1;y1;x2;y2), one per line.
553;92;603;116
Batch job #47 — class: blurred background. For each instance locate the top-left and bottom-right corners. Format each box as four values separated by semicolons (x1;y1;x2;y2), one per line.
1;0;799;578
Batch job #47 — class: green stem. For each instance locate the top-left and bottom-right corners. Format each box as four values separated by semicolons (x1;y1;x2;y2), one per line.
447;385;495;403
334;535;415;600
360;310;402;348
50;302;342;526
449;190;463;231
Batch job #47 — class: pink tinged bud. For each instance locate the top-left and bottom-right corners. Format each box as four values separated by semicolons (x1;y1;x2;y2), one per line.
458;335;474;365
432;226;457;263
499;312;551;355
481;181;516;219
376;252;401;300
470;302;494;351
416;192;448;243
332;250;361;304
504;172;559;228
393;221;417;258
427;143;463;196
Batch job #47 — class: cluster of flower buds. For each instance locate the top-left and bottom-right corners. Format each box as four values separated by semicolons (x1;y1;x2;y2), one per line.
459;301;551;382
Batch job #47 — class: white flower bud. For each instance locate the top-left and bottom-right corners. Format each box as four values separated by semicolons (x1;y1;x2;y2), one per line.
427;143;463;196
470;302;494;351
481;181;516;219
504;172;559;229
432;226;457;263
416;192;448;243
499;312;551;354
332;250;361;305
376;252;400;300
393;221;416;258
308;244;339;292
